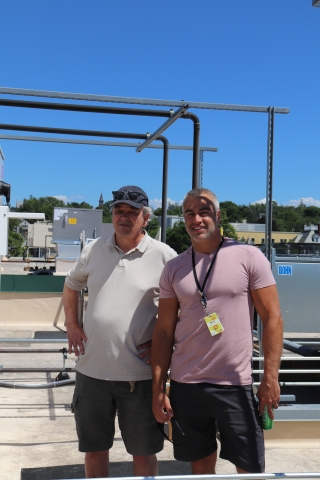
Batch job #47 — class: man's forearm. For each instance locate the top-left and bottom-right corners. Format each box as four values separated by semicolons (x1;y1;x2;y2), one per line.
63;285;80;327
152;328;174;395
262;314;283;382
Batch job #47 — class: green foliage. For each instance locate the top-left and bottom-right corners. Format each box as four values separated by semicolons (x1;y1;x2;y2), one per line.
167;202;182;216
153;207;162;216
220;201;242;222
153;202;182;218
98;200;112;223
220;210;237;239
166;220;191;254
17;195;65;223
66;201;93;209
8;230;24;257
221;200;320;233
8;218;20;233
145;217;160;238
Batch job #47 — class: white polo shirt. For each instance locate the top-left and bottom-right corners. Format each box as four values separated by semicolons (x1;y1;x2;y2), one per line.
65;232;177;381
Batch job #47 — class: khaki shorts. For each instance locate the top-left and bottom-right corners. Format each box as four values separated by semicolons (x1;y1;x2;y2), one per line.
72;372;163;456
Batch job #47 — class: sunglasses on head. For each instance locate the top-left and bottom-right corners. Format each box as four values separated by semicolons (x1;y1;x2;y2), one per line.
112;190;147;202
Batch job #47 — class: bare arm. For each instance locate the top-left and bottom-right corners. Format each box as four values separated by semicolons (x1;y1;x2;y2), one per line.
63;284;87;356
251;284;283;418
152;297;179;423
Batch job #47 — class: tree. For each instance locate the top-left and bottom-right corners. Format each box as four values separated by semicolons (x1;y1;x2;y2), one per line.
8;230;24;257
145;218;160;238
220;201;242;222
166;220;191;254
17;196;65;223
167;202;182;216
66;201;93;209
153;202;182;218
97;200;112;223
220;210;237;239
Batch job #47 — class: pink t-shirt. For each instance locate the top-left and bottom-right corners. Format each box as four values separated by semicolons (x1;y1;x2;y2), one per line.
159;238;276;386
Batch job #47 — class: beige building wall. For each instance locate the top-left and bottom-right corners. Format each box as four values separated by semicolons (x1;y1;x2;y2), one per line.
235;231;298;244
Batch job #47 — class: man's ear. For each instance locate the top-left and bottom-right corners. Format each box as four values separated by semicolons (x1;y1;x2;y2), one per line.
143;214;150;228
216;209;221;224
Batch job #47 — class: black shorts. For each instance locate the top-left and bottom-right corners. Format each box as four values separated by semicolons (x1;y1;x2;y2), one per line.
170;380;264;473
72;372;163;456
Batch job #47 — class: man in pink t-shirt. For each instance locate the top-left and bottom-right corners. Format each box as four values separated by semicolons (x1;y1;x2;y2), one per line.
152;188;283;475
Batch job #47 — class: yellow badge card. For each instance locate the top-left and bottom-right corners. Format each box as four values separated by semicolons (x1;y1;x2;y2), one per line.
204;312;224;336
68;218;77;224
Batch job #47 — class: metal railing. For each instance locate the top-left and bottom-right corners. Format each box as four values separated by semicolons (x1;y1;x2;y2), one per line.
59;473;320;480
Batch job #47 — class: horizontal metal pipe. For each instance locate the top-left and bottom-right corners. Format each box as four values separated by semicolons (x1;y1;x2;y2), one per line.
0;349;70;353
49;473;320;480
0;338;68;343
253;357;320;361
253;370;320;374
253;382;320;386
253;330;320;357
0;98;173;117
0;134;218;151
0;86;290;113
0;379;75;389
0;368;75;372
0;123;152;140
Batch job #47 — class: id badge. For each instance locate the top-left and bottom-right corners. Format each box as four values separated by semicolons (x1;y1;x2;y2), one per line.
204;312;224;336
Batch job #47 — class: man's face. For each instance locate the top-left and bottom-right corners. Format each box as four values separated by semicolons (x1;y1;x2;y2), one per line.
112;203;149;240
183;194;221;243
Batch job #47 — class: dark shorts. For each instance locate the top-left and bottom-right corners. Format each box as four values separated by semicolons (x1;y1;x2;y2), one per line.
72;372;163;456
170;380;265;473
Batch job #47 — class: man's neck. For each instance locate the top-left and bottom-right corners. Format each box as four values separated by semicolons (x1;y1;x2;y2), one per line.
192;234;223;254
115;231;145;253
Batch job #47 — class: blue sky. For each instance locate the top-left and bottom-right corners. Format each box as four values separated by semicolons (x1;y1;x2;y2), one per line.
0;1;319;210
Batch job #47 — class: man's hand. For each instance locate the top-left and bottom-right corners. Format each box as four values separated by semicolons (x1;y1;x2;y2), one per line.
137;339;152;364
66;323;87;356
256;377;280;419
152;391;174;423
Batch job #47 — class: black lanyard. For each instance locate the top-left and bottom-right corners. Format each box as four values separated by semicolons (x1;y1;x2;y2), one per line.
192;237;224;309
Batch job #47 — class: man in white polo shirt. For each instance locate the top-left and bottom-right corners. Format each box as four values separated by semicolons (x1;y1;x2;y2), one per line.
63;185;176;478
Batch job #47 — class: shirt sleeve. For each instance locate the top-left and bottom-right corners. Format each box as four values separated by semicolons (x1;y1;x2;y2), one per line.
159;262;178;299
248;248;276;290
64;246;89;291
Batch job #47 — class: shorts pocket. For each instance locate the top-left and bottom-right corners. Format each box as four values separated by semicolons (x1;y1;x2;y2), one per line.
71;391;80;414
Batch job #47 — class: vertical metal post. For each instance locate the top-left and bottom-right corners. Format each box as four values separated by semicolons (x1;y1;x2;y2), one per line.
192;116;201;189
264;107;275;262
199;150;204;188
258;106;275;361
160;138;169;243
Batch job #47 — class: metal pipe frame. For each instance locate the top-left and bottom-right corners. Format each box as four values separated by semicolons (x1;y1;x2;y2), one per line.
253;369;320;374
0;97;201;189
0;87;290;113
0;379;75;389
0;338;68;343
254;382;320;386
5;368;319;374
0;368;75;372
0;134;218;151
253;357;320;361
265;106;275;262
0;122;171;242
0;348;69;353
136;104;189;151
23;473;320;480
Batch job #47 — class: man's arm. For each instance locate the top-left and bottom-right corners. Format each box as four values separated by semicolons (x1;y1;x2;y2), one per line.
152;297;179;423
251;284;283;419
63;284;88;356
